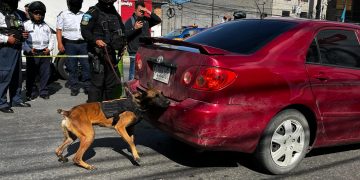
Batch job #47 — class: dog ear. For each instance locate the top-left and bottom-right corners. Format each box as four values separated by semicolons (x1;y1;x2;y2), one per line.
130;92;142;105
124;87;132;98
147;82;154;89
125;87;140;103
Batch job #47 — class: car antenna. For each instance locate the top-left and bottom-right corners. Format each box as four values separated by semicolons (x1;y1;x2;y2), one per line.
254;0;265;19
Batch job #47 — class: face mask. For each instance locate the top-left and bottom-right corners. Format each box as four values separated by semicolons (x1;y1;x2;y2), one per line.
99;0;116;6
99;2;115;9
100;0;116;3
68;0;83;14
0;0;19;13
69;4;82;13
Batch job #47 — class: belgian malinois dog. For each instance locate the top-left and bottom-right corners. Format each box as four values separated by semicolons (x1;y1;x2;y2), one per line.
55;86;170;170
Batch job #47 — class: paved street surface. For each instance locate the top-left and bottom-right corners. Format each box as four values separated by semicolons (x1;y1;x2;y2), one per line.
1;67;360;179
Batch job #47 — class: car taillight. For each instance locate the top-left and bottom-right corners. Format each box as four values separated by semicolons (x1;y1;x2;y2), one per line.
135;53;142;71
182;67;197;86
182;67;237;91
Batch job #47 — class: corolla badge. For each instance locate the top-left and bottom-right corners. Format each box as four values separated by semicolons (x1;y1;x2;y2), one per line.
156;56;164;63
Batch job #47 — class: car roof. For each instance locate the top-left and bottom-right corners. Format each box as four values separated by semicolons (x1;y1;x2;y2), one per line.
248;17;360;29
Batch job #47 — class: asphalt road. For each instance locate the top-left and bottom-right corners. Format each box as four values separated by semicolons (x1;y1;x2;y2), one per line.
1;65;360;179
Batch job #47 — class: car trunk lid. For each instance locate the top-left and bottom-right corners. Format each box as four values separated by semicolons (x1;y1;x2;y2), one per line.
136;37;230;101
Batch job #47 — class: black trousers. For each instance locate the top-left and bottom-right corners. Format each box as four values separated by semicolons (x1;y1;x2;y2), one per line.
25;56;51;97
87;50;121;102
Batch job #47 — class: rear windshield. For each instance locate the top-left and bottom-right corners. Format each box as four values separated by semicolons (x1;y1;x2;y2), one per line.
186;20;298;54
164;29;184;37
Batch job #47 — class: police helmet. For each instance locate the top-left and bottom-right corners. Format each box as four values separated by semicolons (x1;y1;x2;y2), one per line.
28;1;46;24
67;0;83;13
0;0;19;13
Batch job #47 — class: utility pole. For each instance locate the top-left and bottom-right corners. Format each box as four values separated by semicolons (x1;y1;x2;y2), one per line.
315;0;322;19
211;0;214;26
262;2;266;18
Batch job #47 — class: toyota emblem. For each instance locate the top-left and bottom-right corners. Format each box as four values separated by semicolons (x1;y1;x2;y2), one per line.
156;56;164;63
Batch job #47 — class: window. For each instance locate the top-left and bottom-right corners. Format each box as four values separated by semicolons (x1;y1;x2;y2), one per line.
186;20;297;54
187;30;197;36
282;11;290;17
316;29;360;68
300;12;308;18
306;40;320;63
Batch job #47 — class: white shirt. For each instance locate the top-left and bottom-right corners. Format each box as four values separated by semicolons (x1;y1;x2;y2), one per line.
23;20;55;53
56;10;84;40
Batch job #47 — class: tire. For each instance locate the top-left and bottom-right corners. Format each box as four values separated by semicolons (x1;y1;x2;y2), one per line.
56;57;69;80
255;109;310;174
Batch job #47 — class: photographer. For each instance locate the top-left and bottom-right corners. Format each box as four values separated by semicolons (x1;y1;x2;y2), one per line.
0;0;31;113
23;1;54;100
125;0;161;81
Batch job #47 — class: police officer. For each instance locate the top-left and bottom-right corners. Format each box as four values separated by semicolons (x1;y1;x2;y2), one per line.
0;0;31;113
57;0;90;96
23;1;55;100
81;0;126;102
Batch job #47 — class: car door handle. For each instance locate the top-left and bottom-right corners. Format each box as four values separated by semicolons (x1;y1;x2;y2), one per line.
313;74;329;81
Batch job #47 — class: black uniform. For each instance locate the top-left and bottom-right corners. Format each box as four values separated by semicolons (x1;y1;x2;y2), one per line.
81;2;126;102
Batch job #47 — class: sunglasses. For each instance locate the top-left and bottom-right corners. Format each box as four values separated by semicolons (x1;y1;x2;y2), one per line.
33;11;44;16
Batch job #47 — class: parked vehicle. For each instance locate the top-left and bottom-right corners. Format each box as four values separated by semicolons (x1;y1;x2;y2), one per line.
127;18;360;174
162;25;206;40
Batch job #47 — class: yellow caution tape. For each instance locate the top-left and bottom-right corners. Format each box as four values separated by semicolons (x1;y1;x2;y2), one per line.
22;55;88;58
22;55;135;58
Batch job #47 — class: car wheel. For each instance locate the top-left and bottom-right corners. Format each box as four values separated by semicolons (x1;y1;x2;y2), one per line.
56;57;69;80
255;109;310;174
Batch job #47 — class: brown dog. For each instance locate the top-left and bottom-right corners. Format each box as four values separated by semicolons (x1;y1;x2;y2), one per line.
55;86;170;170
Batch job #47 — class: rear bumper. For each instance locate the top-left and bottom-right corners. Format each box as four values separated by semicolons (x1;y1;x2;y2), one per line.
127;80;263;153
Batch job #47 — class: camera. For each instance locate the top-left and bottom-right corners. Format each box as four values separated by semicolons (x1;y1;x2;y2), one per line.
136;16;143;22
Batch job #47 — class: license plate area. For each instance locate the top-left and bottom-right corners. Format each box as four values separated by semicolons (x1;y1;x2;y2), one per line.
153;64;171;84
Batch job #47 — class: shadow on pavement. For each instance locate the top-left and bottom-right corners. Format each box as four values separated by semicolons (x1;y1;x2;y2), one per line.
63;121;360;176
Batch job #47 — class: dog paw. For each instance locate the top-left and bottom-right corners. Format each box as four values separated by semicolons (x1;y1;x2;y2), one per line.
58;156;69;163
134;157;141;164
88;165;96;170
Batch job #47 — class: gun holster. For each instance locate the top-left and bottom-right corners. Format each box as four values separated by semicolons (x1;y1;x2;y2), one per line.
89;52;104;74
33;49;45;56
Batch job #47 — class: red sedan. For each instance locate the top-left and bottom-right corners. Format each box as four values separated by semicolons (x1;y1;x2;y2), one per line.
127;18;360;174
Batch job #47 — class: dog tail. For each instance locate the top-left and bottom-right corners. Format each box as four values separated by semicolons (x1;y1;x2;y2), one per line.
57;109;70;117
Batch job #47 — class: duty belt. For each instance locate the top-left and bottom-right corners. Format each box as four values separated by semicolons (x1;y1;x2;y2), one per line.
63;38;86;44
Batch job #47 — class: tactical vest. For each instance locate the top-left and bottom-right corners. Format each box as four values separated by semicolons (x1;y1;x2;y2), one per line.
92;7;126;51
100;98;140;126
0;11;24;48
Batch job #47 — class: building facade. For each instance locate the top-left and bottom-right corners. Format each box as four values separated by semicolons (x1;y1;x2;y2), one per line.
160;0;322;35
326;0;360;23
